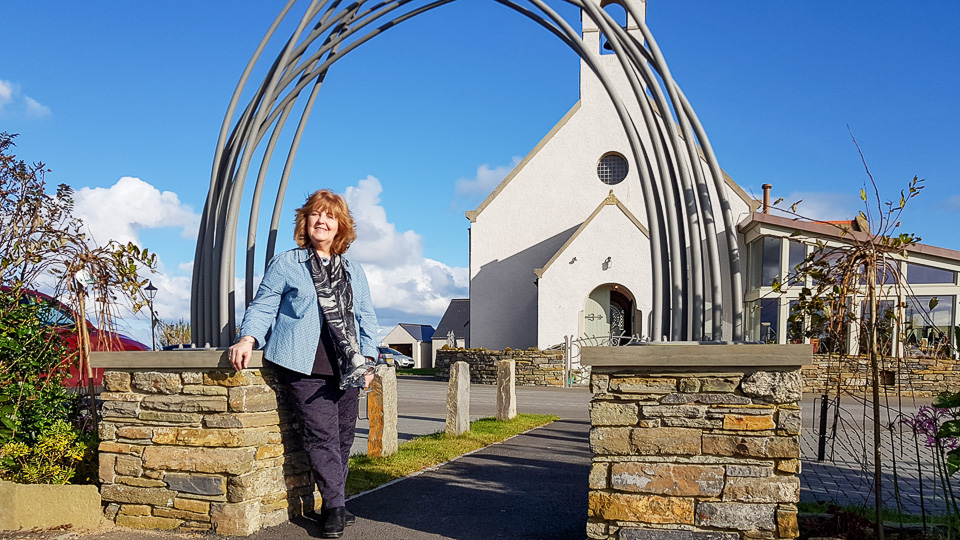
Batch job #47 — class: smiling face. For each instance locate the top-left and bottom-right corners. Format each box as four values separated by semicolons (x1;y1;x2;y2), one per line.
294;190;356;254
306;208;339;255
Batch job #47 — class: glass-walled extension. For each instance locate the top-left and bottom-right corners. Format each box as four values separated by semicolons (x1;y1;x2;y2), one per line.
904;295;956;358
742;232;960;358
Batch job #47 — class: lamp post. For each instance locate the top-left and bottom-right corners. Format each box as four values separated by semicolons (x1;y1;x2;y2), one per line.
145;281;158;350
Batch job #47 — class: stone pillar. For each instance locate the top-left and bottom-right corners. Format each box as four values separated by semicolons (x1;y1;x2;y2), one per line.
496;359;517;421
92;350;320;536
446;361;470;435
582;344;809;540
368;364;398;457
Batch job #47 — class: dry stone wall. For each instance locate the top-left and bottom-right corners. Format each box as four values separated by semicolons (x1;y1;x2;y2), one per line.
801;353;960;397
586;349;804;540
97;368;318;535
434;348;564;386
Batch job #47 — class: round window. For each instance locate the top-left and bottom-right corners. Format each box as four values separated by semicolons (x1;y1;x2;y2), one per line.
597;153;628;185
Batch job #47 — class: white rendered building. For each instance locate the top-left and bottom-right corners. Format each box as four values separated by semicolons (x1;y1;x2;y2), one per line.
466;0;755;350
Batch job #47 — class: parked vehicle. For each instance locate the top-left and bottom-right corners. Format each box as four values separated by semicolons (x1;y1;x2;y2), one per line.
14;288;149;386
378;346;414;368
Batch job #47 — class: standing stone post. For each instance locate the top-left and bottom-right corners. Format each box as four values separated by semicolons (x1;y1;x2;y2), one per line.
368;364;398;457
582;344;809;540
496;359;517;421
446;361;470;435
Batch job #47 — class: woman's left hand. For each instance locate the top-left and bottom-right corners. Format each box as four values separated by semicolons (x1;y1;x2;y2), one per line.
363;359;375;390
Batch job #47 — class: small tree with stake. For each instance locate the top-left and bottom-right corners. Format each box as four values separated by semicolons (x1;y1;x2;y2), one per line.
772;138;924;540
0;132;155;470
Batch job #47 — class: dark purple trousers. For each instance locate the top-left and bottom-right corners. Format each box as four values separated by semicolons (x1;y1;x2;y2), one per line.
281;368;359;509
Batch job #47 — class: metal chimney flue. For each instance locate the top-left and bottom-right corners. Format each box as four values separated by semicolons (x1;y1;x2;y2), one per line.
762;183;772;214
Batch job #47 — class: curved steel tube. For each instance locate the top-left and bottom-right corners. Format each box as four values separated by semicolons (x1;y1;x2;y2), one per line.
191;0;745;346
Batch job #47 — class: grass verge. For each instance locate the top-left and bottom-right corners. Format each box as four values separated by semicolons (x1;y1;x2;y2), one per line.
395;368;435;376
798;501;955;526
346;413;558;496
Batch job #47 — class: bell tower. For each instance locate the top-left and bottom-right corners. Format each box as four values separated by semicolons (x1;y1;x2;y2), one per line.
580;0;647;105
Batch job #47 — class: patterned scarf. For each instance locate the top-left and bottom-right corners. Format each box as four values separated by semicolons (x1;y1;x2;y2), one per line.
307;248;370;389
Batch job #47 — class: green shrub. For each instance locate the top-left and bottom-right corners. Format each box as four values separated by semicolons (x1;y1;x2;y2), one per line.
0;286;96;483
0;420;94;484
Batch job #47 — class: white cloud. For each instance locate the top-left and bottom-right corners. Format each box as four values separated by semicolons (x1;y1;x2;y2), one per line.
345;176;423;266
344;176;467;320
69;177;202;342
72;176;200;246
943;195;960;211
0;79;49;117
767;190;863;222
24;96;51;118
454;157;521;197
0;80;13;110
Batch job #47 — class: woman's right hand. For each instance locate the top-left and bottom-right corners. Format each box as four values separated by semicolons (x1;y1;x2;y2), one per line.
228;336;256;371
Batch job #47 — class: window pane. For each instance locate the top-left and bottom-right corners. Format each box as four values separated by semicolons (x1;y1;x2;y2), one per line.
746;300;759;341
788;240;805;285
860;299;896;355
748;239;762;291
907;263;956;285
787;299;803;343
760;298;779;344
904;295;955;358
762;237;781;287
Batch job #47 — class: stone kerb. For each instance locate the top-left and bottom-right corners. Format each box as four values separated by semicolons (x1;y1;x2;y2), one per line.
91;350;319;535
582;344;810;540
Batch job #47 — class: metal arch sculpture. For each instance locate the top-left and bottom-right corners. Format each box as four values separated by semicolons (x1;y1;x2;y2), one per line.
191;0;745;348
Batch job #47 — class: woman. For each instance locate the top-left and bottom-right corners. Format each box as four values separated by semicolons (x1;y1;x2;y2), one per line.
228;189;377;539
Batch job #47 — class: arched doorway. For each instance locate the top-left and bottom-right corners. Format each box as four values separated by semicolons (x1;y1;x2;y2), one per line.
583;284;639;344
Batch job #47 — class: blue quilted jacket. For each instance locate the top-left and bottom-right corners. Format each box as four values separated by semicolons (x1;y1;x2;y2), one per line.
237;248;379;376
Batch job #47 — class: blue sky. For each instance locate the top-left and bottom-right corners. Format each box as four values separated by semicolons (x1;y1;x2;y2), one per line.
3;1;959;344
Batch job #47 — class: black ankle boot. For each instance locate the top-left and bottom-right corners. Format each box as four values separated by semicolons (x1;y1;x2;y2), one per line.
320;506;346;538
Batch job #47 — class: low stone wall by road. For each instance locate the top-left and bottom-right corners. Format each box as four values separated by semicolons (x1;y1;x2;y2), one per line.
802;353;960;397
93;351;317;535
583;344;809;540
434;348;564;386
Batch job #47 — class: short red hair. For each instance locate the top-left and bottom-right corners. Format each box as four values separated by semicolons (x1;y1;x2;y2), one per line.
294;190;357;255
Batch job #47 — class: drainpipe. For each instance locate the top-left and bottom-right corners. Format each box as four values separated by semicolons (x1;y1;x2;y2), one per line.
762;184;772;214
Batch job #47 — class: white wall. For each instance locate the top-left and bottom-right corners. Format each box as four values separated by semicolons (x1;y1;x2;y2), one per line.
537;203;652;348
